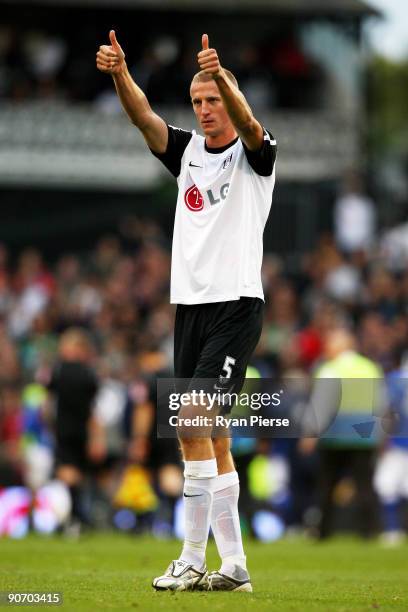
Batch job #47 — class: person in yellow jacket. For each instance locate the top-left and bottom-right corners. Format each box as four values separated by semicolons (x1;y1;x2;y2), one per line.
300;327;385;538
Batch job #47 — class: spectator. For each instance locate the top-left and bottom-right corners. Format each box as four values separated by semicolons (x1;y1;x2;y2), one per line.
374;353;408;545
312;327;385;539
334;171;376;255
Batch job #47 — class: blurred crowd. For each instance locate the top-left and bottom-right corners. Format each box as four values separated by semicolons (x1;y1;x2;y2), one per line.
0;177;408;540
0;24;324;110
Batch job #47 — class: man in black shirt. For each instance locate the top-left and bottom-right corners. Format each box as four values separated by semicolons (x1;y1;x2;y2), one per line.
48;328;102;527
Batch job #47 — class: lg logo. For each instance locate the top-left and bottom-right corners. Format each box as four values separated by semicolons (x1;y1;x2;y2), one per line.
207;183;230;206
184;185;204;211
184;182;230;212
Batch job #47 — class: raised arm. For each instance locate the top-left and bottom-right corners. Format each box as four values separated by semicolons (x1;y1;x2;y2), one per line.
96;30;168;153
197;34;264;151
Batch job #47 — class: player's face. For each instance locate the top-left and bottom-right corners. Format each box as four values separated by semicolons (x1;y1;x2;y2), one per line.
190;80;232;139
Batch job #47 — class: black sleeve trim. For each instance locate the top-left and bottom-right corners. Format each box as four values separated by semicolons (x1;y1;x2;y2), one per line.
150;124;193;178
242;128;277;177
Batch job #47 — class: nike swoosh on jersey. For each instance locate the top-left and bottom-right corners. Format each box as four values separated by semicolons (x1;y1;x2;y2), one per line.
183;493;203;497
189;162;203;167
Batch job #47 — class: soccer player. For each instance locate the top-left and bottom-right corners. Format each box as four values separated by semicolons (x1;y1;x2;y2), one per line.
96;31;277;592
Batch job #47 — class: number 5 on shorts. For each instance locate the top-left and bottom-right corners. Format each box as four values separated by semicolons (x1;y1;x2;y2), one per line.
221;355;236;379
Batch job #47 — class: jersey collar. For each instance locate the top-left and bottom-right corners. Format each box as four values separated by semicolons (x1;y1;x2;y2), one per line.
205;137;239;154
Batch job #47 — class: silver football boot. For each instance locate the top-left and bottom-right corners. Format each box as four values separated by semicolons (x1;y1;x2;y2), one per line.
201;565;253;592
152;560;208;591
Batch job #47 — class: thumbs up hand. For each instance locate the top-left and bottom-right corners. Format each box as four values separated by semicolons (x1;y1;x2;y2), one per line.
96;30;126;75
197;34;222;79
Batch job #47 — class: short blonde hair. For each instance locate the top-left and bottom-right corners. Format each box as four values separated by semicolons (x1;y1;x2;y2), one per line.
191;69;238;89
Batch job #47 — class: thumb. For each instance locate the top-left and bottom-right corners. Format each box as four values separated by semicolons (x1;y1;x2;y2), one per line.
202;33;209;50
109;29;120;51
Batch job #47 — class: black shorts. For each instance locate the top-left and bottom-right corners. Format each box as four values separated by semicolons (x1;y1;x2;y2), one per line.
55;436;88;471
174;297;263;396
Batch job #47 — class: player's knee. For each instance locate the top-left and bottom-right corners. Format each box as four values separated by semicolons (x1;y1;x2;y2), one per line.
177;401;212;439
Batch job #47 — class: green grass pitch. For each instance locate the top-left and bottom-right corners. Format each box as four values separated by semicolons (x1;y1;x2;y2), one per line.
1;534;408;611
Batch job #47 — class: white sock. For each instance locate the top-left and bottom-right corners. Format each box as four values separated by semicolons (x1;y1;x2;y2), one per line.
211;471;247;576
179;458;217;570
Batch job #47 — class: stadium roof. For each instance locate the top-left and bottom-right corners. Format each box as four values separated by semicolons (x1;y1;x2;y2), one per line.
4;0;380;17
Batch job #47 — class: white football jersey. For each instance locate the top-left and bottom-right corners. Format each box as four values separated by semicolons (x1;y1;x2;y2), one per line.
152;125;277;305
